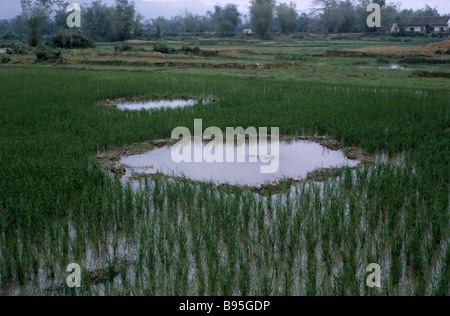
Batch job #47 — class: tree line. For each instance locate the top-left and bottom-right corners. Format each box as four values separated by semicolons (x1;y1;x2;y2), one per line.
0;0;445;46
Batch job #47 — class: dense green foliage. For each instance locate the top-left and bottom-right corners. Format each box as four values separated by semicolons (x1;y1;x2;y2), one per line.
0;66;448;295
250;0;276;38
35;45;62;62
53;29;95;49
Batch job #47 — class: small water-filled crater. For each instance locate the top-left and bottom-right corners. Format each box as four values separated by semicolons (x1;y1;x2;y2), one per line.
97;136;372;192
103;96;214;111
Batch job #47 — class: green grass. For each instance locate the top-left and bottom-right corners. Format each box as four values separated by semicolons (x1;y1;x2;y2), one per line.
0;58;448;295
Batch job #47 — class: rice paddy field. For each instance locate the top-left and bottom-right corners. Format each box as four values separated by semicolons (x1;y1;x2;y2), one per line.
0;36;449;296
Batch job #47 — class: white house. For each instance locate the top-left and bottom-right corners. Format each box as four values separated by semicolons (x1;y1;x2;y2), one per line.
391;16;450;33
243;29;253;34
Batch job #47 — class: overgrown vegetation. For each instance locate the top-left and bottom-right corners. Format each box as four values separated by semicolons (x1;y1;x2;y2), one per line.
5;42;27;55
0;55;11;64
153;44;175;54
35;45;62;62
53;29;95;49
398;57;450;65
181;46;219;57
275;53;312;61
114;43;135;52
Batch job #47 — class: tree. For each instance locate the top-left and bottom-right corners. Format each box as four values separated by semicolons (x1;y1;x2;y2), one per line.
222;4;241;31
212;4;241;33
183;12;199;33
310;0;338;35
381;4;399;30
414;5;440;17
373;0;386;9
297;12;310;32
396;9;413;33
424;24;433;35
114;0;135;41
276;2;298;33
54;1;69;30
150;17;167;38
134;13;144;38
198;13;214;33
83;1;115;41
21;0;59;46
334;0;356;33
250;0;276;38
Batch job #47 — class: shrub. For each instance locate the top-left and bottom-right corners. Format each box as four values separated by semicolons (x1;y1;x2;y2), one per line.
275;54;311;61
1;56;11;64
36;46;62;62
430;32;450;38
153;44;175;54
181;46;200;54
6;43;27;55
114;43;134;52
376;57;390;64
201;50;219;57
435;50;443;54
53;29;95;49
181;46;218;57
2;30;15;40
398;57;450;65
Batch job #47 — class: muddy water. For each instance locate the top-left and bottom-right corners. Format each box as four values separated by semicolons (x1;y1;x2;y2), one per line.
117;99;203;111
120;139;359;186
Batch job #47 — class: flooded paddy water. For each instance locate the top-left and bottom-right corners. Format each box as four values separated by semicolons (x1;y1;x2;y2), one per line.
103;96;212;111
119;138;360;187
117;99;203;111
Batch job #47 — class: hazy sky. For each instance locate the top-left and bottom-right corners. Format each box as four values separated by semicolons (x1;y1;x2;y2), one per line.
1;0;449;20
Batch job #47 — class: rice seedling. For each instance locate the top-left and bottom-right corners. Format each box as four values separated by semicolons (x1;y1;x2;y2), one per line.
0;61;448;296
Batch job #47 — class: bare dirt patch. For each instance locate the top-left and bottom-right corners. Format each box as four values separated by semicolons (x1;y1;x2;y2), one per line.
343;40;450;57
421;40;450;53
350;46;423;57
